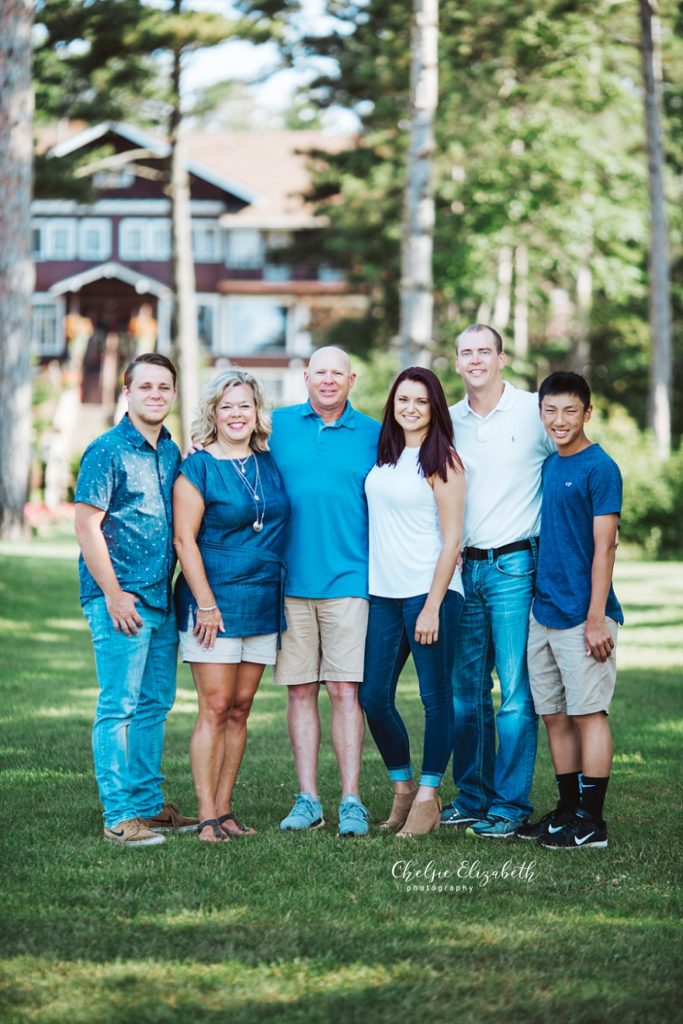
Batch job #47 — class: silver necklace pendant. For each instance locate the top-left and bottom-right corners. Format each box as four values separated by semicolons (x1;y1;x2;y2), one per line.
253;520;264;533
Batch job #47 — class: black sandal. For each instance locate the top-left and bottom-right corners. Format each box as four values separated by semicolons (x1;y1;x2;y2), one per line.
218;812;256;836
197;818;229;842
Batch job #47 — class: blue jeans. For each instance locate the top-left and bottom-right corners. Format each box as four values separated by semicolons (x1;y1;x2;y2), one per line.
360;591;463;786
451;548;538;822
84;597;178;828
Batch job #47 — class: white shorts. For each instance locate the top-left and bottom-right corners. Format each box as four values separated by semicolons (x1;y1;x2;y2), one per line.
179;628;278;665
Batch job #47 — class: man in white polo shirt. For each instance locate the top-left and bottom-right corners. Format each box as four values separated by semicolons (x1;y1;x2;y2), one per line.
442;323;554;838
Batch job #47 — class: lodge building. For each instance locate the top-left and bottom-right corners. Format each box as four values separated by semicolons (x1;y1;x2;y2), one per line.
32;121;363;405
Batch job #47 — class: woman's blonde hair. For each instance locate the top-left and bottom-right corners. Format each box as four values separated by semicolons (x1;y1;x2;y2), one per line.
190;368;272;451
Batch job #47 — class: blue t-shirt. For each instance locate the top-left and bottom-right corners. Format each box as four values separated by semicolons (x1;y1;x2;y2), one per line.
173;450;290;637
270;401;381;599
75;414;181;610
533;444;624;629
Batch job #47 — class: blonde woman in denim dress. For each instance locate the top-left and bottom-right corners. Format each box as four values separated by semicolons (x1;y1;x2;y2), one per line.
174;369;290;843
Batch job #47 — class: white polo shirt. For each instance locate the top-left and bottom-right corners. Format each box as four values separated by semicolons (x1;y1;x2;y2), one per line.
450;382;554;549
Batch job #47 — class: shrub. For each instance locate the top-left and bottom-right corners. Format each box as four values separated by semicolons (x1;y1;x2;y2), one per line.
591;406;683;559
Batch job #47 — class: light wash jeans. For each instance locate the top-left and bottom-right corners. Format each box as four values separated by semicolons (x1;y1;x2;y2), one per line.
84;597;178;828
450;547;538;822
361;591;463;786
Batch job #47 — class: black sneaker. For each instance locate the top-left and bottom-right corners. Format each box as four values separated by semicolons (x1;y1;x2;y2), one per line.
515;804;575;842
540;811;608;850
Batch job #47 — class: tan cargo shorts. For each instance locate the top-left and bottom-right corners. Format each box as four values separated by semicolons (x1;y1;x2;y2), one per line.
527;612;618;716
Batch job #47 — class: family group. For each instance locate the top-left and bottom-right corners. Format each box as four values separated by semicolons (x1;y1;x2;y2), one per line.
74;324;623;852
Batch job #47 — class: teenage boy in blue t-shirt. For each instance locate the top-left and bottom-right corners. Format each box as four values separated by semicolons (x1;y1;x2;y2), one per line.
518;372;623;849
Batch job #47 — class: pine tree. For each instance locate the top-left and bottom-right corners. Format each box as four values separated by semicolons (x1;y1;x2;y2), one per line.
0;0;34;538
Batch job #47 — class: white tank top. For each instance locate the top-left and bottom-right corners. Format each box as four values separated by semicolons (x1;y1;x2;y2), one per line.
365;446;464;599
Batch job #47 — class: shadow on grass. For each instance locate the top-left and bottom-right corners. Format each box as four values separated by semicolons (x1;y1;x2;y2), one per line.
1;915;681;1024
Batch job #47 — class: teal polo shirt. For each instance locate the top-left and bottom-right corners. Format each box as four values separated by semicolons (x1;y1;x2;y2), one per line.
270;401;380;599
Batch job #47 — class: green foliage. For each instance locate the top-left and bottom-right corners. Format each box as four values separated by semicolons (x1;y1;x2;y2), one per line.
291;0;682;436
33;0;164;125
591;407;683;558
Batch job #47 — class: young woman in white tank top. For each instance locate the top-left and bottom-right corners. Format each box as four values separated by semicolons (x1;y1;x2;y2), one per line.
360;367;466;837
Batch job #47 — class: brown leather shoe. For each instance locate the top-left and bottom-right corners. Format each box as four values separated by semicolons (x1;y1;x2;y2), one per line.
379;785;418;831
140;802;199;833
396;794;441;838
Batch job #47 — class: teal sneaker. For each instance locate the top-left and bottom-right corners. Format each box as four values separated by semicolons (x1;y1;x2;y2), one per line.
279;793;325;832
338;795;370;837
440;802;485;828
467;815;522;839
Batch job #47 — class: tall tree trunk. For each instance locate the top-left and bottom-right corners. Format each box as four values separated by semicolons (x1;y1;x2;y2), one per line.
513;244;529;359
399;0;438;369
0;0;34;538
572;254;592;376
169;16;200;449
639;0;672;460
493;245;513;332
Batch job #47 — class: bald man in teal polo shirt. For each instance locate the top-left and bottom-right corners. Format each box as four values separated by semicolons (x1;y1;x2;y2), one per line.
270;347;380;837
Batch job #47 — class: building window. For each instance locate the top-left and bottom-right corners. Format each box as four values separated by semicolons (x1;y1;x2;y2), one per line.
32;302;62;356
120;220;146;259
93;169;135;190
119;218;171;260
192;221;221;263
226;298;288;356
149;221;171;260
32;225;44;261
39;220;77;260
263;263;290;282
197;304;214;352
225;229;263;270
78;218;112;261
32;219;80;261
318;264;344;283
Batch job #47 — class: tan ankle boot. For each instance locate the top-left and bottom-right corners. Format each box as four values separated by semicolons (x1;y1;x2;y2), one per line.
379;786;417;830
396;794;441;838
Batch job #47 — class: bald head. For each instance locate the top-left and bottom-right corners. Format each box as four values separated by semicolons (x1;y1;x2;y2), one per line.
307;346;352;375
304;346;356;423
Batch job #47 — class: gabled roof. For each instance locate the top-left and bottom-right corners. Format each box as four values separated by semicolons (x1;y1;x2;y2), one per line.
48;262;171;298
46;121;259;205
186;130;353;230
37;121;355;230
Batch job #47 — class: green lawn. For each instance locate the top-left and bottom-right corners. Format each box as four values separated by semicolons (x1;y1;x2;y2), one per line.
0;539;681;1023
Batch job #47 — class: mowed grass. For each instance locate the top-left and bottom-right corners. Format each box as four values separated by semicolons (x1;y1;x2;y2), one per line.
0;539;681;1024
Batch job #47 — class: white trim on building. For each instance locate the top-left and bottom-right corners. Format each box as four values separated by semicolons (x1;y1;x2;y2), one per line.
47;121;259;205
32;199;226;216
48;262;171;299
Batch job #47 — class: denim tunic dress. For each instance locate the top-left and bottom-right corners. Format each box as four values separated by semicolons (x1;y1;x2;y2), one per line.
174;450;290;638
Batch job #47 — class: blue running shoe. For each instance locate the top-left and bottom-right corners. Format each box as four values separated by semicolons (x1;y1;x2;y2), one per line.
279;792;325;832
467;815;522;839
440;802;485;828
338;795;369;838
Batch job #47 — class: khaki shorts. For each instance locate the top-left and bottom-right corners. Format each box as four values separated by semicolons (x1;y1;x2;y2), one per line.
527;612;618;716
180;626;277;665
273;597;369;685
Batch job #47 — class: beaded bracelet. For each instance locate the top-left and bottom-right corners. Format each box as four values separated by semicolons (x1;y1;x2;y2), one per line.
197;604;218;613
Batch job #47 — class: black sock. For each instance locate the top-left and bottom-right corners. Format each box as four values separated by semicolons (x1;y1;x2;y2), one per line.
556;772;580;813
580;775;610;824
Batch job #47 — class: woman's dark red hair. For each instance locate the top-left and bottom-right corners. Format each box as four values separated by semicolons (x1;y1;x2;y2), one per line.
376;367;463;482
